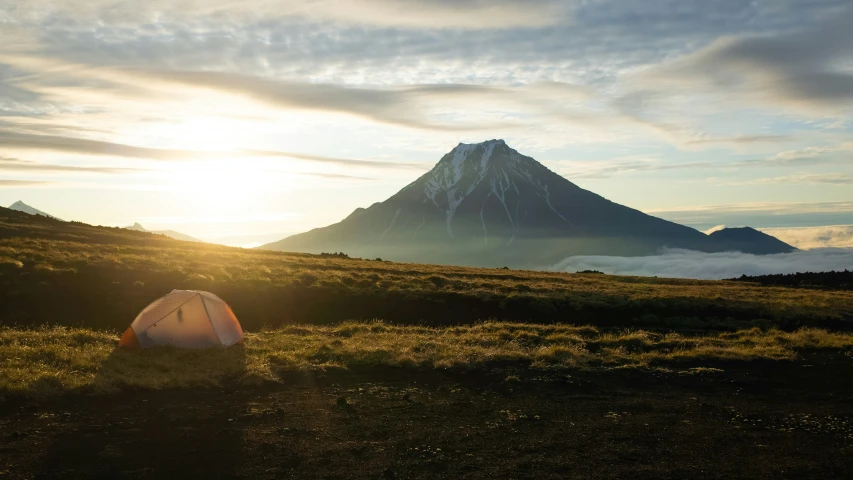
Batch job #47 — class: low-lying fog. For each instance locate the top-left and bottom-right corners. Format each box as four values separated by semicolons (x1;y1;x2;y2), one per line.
551;248;853;280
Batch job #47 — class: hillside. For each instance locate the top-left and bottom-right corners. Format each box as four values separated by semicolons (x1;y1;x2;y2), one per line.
1;205;851;332
263;140;794;267
8;200;63;221
125;222;203;243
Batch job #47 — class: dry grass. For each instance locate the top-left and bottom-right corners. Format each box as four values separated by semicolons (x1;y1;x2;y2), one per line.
3;322;852;398
4;235;851;309
4;235;853;325
4;207;853;331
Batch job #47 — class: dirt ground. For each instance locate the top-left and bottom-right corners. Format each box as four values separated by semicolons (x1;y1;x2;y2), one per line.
2;357;853;479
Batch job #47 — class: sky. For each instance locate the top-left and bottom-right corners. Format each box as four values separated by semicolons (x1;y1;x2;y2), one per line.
1;0;852;248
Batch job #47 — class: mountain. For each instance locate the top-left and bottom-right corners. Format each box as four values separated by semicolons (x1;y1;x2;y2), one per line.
261;139;795;267
709;227;796;255
8;201;63;221
125;222;203;243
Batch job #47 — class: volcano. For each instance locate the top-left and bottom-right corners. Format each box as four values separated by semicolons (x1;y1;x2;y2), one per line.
262;140;794;267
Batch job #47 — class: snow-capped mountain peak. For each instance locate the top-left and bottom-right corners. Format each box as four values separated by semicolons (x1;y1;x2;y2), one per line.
263;140;796;265
422;139;522;198
417;139;566;240
421;140;514;237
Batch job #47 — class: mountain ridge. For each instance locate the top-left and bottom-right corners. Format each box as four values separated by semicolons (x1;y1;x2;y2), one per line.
8;201;63;221
262;140;795;267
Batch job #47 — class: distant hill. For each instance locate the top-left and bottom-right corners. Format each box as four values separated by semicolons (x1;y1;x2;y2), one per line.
8;201;63;221
125;222;203;243
262;139;795;267
709;227;796;254
0;205;187;247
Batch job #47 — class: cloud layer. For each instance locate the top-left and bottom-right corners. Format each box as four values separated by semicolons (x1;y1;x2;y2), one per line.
551;248;853;280
760;225;853;249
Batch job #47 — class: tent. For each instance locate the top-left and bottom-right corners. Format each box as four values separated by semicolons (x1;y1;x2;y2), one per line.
119;290;243;349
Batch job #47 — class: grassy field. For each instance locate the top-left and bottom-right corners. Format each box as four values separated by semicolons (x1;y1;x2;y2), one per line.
3;322;853;479
3;207;853;332
4;208;853;479
3;321;852;398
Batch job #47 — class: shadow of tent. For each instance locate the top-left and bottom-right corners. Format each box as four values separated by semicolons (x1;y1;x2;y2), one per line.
34;344;250;480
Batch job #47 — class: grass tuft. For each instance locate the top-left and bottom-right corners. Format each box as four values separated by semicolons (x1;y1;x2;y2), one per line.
2;322;852;398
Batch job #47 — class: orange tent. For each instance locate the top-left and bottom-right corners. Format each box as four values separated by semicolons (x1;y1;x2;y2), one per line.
119;290;243;349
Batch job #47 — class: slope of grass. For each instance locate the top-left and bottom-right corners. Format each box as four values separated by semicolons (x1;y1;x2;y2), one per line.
2;207;853;332
3;322;852;398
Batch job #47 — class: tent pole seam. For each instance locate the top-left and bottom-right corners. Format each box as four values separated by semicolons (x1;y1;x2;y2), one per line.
200;295;223;343
140;293;199;335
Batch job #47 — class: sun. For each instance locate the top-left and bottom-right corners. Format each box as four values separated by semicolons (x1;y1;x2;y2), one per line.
168;159;276;212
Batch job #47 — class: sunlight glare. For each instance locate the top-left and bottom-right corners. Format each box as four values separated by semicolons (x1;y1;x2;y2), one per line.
168;159;283;213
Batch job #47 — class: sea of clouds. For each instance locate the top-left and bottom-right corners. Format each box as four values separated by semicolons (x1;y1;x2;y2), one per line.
550;248;853;280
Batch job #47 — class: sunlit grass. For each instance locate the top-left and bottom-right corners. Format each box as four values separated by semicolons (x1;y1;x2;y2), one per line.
3;322;852;398
4;209;853;331
4;235;853;321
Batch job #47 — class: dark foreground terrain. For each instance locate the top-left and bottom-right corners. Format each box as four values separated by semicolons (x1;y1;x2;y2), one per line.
3;356;852;479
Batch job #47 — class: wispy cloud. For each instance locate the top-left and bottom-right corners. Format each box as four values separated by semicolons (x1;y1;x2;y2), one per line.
247;149;430;171
0;130;225;160
703;224;727;235
0;179;52;187
0;156;139;174
636;8;853;114
650;202;853;232
736;144;853;167
734;173;853;186
3;0;570;30
136;71;590;132
565;142;853;180
296;172;375;181
649;201;853;216
562;159;716;179
683;134;794;146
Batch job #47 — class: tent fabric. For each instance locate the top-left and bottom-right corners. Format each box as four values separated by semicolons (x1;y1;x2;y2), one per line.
119;290;243;349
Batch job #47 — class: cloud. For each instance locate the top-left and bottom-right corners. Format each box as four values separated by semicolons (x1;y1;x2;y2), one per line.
703;225;727;235
3;0;569;30
650;201;853;231
0;180;52;187
2;0;851;172
737;144;853;167
551;248;853;280
639;7;853;113
563;141;853;180
247;150;430;171
739;173;853;186
683;134;794;146
562;159;716;179
0;130;225;160
759;225;853;249
0;156;139;174
651;201;853;216
138;71;586;131
296;172;375;181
